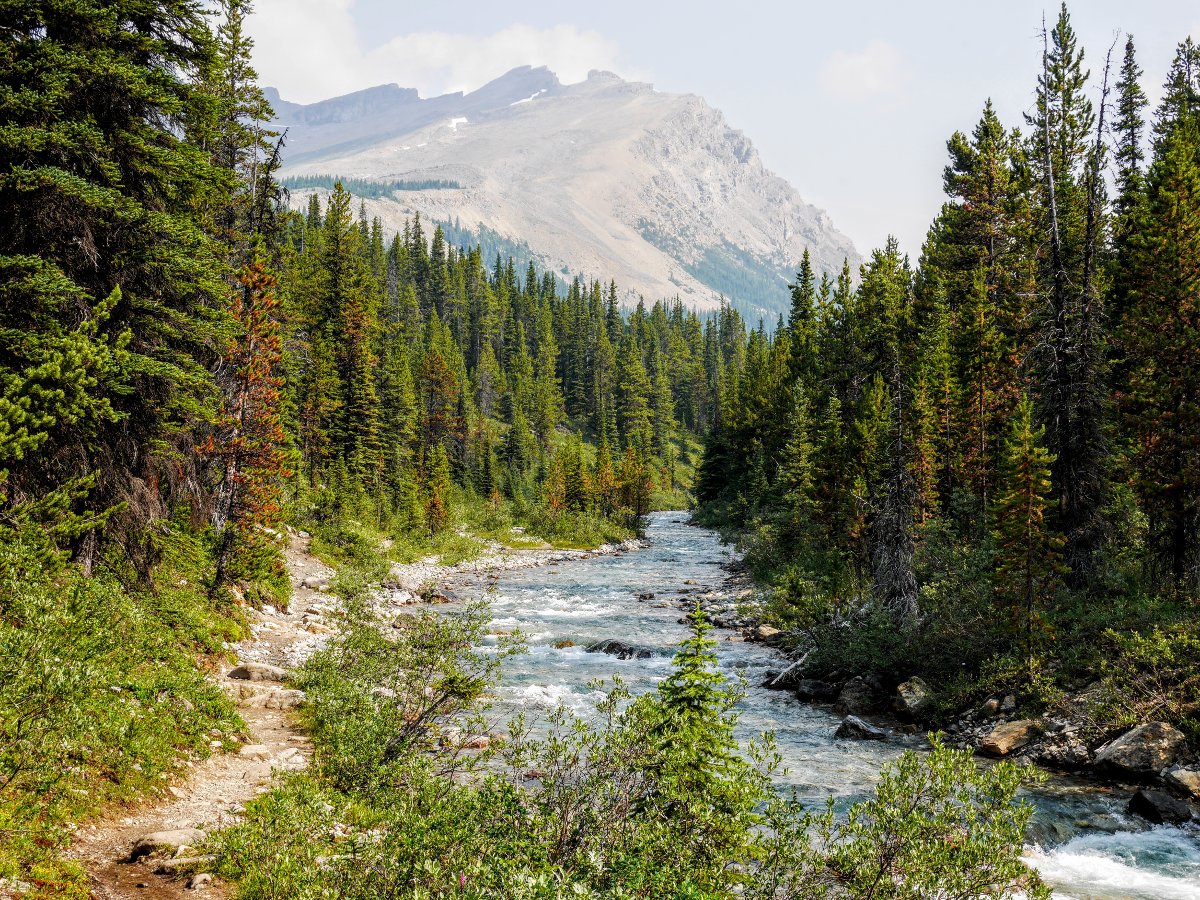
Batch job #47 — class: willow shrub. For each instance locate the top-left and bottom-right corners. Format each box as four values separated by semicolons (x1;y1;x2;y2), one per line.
211;605;1047;899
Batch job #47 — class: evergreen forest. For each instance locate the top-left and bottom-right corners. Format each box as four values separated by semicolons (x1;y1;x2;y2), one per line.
1;1;1198;897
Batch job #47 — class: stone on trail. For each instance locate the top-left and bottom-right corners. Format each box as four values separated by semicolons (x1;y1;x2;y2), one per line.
129;828;205;861
237;744;272;761
1127;788;1195;825
834;715;887;741
227;663;286;682
977;719;1043;757
1094;722;1189;780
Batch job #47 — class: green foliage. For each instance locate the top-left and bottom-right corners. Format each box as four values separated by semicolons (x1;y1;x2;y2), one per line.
1096;624;1200;743
698;5;1200;726
209;607;1045;900
753;738;1049;900
0;524;241;886
281;175;463;196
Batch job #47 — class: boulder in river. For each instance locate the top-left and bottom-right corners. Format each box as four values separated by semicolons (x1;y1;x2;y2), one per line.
1127;788;1195;825
833;676;876;716
1029;731;1091;770
585;639;654;660
752;624;782;642
422;586;459;604
1093;722;1189;780
977;719;1043;757
795;679;839;702
894;676;932;719
1165;765;1200;800
835;715;887;741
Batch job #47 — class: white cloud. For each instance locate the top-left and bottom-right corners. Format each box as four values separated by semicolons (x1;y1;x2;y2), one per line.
819;39;907;102
245;0;622;103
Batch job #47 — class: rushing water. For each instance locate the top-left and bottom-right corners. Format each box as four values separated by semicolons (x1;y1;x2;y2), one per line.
449;512;1200;899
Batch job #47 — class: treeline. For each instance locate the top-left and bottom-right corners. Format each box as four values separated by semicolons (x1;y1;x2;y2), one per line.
0;0;740;593
276;187;734;546
280;174;463;197
699;6;1200;715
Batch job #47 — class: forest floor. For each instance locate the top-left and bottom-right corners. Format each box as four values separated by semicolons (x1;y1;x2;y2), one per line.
66;531;644;899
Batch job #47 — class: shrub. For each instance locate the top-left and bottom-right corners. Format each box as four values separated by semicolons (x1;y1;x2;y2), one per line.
0;524;240;887
210;607;1047;899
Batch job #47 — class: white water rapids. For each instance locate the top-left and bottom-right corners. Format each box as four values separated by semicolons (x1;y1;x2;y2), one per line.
444;512;1200;899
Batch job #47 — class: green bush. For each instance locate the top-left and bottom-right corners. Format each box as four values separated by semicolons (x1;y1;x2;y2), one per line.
0;525;241;889
210;606;1046;899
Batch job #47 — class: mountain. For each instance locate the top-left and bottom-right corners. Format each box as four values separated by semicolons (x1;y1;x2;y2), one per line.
270;67;860;316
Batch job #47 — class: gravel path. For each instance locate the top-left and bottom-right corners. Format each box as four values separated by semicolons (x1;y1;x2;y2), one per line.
67;532;645;898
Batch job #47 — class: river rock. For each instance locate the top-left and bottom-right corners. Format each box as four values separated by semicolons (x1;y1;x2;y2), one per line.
386;572;424;593
835;715;887;741
760;670;794;690
635;591;655;601
894;677;933;719
1127;788;1195;825
1165;765;1200;799
752;624;782;642
1094;722;1189;780
422;587;458;604
795;679;839;702
129;828;205;861
833;676;876;716
585;639;654;660
227;663;286;682
1030;732;1091;770
977;719;1043;757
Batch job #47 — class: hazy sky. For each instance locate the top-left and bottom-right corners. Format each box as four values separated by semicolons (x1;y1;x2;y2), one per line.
247;1;1200;258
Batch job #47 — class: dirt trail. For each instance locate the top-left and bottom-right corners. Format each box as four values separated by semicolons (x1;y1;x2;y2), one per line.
68;532;645;898
67;533;334;900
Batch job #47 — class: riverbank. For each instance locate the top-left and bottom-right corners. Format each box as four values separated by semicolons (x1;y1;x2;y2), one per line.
734;577;1200;829
64;526;645;898
457;512;1200;897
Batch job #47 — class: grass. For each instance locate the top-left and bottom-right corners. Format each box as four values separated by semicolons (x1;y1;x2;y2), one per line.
0;523;244;898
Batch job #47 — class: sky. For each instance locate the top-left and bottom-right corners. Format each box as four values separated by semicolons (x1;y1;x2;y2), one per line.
246;1;1200;258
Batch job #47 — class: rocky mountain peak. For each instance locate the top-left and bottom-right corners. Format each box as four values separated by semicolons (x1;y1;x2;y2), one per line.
272;68;859;315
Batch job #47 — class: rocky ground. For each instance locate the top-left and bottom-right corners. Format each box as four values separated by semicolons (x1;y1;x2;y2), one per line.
758;656;1200;827
66;531;645;898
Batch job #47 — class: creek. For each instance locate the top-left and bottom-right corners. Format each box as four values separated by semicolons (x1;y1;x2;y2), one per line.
448;511;1200;899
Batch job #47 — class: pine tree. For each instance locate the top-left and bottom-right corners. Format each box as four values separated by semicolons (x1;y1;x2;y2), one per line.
1119;115;1200;592
992;395;1066;665
201;256;291;594
616;334;653;453
788;249;819;386
1027;5;1110;585
1112;36;1148;229
424;444;452;535
1;0;231;570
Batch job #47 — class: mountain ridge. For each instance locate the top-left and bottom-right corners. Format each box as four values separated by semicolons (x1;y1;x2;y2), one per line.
271;67;860;315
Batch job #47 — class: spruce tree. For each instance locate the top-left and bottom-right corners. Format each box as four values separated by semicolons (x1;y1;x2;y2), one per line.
992;395;1066;666
1119;114;1200;592
1;0;230;568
